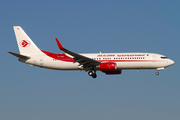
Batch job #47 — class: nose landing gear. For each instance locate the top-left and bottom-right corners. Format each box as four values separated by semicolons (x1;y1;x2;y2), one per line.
156;72;159;75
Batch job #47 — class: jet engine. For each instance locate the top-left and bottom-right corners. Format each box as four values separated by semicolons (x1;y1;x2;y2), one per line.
99;62;122;75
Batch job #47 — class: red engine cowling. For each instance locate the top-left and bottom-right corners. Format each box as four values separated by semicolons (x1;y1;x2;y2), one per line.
100;62;117;71
99;62;122;75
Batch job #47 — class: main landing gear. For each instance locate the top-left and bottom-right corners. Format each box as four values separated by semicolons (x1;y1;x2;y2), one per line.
88;68;97;78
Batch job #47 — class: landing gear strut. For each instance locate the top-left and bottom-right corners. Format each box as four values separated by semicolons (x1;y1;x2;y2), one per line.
88;67;97;78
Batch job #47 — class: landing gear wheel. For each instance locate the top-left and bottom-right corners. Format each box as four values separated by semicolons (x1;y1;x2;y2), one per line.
88;71;93;76
88;67;97;78
92;73;97;78
156;72;159;75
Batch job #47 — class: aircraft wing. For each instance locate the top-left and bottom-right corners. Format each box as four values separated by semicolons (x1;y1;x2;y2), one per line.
55;38;100;68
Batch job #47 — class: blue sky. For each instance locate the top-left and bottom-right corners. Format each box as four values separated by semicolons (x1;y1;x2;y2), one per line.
1;0;180;120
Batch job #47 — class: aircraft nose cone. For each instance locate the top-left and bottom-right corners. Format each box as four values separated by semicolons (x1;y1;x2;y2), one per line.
169;59;174;65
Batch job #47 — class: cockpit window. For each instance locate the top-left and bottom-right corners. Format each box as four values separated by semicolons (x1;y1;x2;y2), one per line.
161;56;168;59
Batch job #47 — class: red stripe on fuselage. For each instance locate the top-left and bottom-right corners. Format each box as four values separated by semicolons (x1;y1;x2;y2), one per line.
41;50;75;62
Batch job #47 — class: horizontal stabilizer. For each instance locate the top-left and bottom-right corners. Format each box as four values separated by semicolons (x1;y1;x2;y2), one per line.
8;52;30;59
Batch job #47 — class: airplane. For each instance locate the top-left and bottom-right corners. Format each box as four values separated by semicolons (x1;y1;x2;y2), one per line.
8;26;174;78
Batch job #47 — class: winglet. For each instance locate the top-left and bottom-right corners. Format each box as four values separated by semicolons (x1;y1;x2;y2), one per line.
55;38;65;50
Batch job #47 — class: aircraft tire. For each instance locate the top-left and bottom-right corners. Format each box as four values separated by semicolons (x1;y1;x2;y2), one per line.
88;71;93;76
92;73;97;78
156;72;159;75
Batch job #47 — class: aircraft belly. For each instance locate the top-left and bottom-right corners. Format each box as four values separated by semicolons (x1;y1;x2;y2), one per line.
58;62;80;70
35;57;79;70
149;61;168;68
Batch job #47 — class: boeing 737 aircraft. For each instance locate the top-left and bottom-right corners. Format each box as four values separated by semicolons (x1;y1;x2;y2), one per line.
8;26;174;78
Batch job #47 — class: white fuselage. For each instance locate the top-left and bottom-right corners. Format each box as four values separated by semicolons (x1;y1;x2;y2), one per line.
22;52;174;71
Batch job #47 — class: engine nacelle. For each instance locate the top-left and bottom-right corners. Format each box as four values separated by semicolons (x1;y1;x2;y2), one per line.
99;62;122;75
99;62;117;71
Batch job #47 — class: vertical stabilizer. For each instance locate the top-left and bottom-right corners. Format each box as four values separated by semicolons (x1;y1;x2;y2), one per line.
13;26;42;55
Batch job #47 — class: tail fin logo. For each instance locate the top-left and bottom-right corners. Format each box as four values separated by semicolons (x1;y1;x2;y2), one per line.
20;40;30;47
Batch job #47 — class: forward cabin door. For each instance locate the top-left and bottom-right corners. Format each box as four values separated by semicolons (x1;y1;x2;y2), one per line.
152;55;156;62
